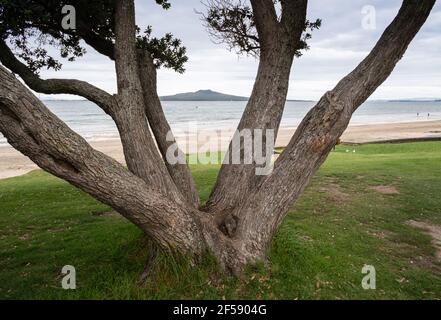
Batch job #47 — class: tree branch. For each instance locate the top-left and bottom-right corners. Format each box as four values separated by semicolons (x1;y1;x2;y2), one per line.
77;24;115;60
280;0;308;51
202;0;262;56
137;51;200;206
0;39;114;114
36;22;116;61
0;64;204;252
0;63;244;271
114;0;142;96
113;0;187;201
249;0;279;49
233;0;436;256
204;0;305;213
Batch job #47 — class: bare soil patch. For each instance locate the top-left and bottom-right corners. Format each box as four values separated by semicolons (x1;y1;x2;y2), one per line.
407;220;441;262
18;233;31;241
369;185;399;194
365;229;396;239
319;183;350;203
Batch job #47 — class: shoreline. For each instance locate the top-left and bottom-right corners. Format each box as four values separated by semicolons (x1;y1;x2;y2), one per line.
1;120;440;180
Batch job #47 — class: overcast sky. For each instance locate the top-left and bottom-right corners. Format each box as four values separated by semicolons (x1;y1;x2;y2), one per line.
38;0;441;100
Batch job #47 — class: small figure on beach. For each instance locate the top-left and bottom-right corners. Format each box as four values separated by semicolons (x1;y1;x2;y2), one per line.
417;112;419;117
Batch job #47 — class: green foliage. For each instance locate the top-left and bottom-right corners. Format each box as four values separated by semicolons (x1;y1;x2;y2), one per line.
296;18;322;57
155;0;171;10
0;0;187;73
203;1;259;56
1;142;440;299
202;0;321;57
137;26;188;74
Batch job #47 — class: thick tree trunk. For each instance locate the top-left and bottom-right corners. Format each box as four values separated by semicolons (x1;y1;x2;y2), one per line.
204;0;308;217
0;65;249;271
204;45;294;215
112;0;185;202
0;66;204;252
0;63;250;273
0;0;435;276
228;0;436;259
137;51;200;206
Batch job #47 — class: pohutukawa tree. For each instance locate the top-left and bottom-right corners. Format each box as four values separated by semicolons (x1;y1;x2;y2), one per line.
0;0;435;274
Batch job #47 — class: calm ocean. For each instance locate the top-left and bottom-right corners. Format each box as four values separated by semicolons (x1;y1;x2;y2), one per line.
1;100;440;145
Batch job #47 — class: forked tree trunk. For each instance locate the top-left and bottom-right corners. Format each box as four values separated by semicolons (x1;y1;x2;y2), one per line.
0;0;435;274
112;1;184;201
226;0;436;259
204;0;308;216
204;44;295;215
137;51;200;207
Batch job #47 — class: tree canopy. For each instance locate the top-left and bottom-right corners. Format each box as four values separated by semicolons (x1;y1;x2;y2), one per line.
202;0;321;57
0;0;435;275
0;0;188;73
0;0;322;75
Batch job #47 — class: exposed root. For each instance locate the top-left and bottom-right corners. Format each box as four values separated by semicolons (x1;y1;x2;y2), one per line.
137;240;158;286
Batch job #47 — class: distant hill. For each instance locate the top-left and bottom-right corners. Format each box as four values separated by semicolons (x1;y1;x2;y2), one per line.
160;90;248;101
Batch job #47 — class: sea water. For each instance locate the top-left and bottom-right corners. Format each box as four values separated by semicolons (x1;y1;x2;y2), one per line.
1;100;440;145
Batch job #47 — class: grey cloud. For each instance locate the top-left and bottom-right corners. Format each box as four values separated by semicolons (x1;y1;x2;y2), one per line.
37;0;441;100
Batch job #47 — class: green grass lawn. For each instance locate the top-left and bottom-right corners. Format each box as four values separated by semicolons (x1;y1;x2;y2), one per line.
1;142;440;299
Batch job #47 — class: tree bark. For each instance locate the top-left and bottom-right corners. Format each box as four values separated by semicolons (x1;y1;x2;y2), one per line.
229;0;436;260
204;44;294;215
204;1;307;215
0;0;435;275
280;0;308;38
37;3;199;205
0;66;204;252
0;64;249;271
0;40;114;114
112;0;184;202
137;51;200;206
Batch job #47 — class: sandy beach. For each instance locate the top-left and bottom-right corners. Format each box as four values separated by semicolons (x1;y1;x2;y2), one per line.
1;120;440;180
